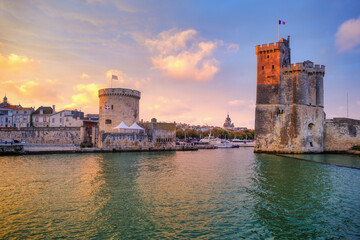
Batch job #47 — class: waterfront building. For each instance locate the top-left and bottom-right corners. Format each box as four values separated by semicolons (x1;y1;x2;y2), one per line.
98;88;176;150
223;113;235;130
49;109;85;127
85;113;99;122
254;36;360;153
32;106;55;127
0;96;33;128
98;88;140;133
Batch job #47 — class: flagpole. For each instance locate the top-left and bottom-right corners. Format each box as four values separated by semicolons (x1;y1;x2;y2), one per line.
278;18;279;41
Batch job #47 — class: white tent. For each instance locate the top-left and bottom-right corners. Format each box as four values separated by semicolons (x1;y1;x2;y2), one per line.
114;121;129;129
114;121;131;133
129;122;144;130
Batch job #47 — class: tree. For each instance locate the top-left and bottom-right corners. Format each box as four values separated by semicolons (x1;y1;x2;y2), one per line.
176;128;184;139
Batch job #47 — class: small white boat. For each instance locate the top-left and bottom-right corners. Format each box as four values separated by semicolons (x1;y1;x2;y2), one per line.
209;138;233;148
231;139;255;147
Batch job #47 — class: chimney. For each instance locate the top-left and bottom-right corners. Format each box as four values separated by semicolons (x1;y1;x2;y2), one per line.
53;105;55;113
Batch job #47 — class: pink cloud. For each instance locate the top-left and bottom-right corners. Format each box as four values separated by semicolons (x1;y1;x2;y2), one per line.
146;29;220;82
336;16;360;52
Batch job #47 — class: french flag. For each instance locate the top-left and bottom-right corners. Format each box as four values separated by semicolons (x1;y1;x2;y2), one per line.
279;20;285;25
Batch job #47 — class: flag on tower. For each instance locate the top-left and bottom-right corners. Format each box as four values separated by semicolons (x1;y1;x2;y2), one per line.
112;75;118;80
279;20;285;25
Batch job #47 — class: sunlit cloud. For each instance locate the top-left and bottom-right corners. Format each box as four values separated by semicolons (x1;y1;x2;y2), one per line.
336;16;360;52
106;69;125;83
81;73;90;78
62;83;104;111
37;3;109;27
203;117;212;122
0;53;36;72
145;28;220;82
144;96;191;118
228;99;246;106
226;43;239;53
2;79;62;103
248;104;256;109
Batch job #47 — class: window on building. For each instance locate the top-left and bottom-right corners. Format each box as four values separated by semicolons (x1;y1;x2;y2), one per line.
24;111;27;114
272;65;274;69
60;118;62;123
111;105;113;110
261;66;264;70
105;119;112;124
52;118;55;123
267;55;269;58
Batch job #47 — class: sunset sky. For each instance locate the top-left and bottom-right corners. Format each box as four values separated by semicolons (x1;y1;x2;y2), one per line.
1;0;360;128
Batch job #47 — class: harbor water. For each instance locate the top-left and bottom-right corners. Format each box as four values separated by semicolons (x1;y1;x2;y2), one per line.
0;148;359;239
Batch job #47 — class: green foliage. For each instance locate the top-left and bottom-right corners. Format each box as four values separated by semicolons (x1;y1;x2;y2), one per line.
176;127;255;140
176;129;184;139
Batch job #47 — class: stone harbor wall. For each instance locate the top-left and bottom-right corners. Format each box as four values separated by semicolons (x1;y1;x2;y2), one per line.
0;127;84;144
140;121;176;150
100;121;176;151
101;132;150;150
324;118;360;152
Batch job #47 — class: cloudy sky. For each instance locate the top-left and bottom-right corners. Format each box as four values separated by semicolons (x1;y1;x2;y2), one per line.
1;0;360;128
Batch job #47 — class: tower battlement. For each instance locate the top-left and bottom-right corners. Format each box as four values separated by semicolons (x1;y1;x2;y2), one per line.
282;62;325;75
98;88;141;99
255;36;290;54
255;36;325;153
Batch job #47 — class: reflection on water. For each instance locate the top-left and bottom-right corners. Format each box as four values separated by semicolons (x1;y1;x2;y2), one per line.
280;153;360;169
0;149;359;239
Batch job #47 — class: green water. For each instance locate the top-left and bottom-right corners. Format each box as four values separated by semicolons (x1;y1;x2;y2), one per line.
0;148;359;239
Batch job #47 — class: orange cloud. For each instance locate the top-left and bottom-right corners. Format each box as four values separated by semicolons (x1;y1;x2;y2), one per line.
0;53;36;72
62;83;104;111
146;29;220;82
336;16;360;52
81;73;90;78
2;79;62;103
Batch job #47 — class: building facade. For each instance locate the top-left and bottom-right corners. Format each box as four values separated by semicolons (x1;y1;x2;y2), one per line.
254;36;325;153
50;110;84;127
223;113;235;130
32;106;55;127
0;96;33;128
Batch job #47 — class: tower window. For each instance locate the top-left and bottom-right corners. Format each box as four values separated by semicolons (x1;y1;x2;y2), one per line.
111;105;113;110
262;66;264;70
267;55;269;58
272;65;274;69
105;119;112;124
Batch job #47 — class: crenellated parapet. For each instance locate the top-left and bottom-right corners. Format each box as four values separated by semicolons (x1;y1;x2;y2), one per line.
255;36;290;55
282;62;325;76
98;88;141;99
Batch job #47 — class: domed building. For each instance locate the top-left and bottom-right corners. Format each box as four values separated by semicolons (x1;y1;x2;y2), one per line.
223;113;235;130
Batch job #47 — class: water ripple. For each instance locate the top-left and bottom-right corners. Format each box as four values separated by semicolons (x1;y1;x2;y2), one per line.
0;149;359;239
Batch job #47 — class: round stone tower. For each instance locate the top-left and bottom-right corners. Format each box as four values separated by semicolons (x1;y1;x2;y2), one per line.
98;88;141;133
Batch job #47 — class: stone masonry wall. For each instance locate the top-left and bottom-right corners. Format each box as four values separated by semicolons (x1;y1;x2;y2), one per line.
98;88;140;133
101;132;150;150
255;104;324;153
324;118;360;152
0;127;82;144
